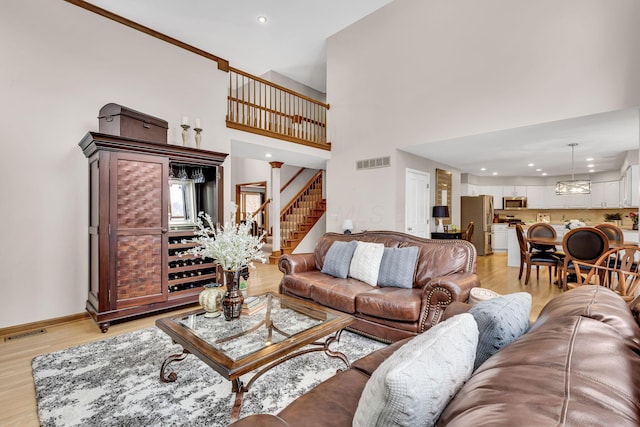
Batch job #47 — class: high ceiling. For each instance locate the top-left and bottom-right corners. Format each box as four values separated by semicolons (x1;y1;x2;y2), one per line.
83;0;393;93
81;1;638;176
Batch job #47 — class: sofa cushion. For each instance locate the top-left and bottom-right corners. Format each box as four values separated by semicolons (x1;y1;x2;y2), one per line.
469;292;531;370
353;313;478;427
377;246;419;288
320;240;357;278
309;279;374;313
349;241;385;286
355;287;422;322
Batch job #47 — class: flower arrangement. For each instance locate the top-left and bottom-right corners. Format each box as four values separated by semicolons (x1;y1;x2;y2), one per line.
185;207;266;271
565;219;586;230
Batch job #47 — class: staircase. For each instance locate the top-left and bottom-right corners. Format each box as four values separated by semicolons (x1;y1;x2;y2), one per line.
268;171;325;263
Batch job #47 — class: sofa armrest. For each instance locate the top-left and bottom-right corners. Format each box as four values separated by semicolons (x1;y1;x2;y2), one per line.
278;253;317;275
417;272;480;332
228;414;291;427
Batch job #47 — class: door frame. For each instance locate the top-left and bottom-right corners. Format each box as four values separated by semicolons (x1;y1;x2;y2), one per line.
405;168;431;238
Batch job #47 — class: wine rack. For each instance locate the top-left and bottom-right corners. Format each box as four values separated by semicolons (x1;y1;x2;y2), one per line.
167;231;221;294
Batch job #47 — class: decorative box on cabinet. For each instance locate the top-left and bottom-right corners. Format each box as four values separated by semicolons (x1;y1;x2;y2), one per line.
79;132;227;332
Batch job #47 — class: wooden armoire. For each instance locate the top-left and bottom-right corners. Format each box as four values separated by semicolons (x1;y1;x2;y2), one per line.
79;132;227;332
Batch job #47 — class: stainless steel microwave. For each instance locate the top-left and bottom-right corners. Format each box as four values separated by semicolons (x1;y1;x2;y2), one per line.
503;197;527;209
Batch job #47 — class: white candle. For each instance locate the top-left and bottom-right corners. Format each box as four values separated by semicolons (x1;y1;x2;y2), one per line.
195;118;201;128
182;116;189;125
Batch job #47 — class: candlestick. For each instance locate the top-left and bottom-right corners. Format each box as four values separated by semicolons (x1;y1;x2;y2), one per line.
181;124;190;146
194;127;203;149
182;116;189;126
195;118;201;128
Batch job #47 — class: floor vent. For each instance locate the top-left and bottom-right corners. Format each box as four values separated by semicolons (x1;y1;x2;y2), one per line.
356;156;390;170
4;328;47;342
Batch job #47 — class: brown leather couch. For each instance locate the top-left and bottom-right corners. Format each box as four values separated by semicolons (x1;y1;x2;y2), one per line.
229;285;640;426
278;231;480;342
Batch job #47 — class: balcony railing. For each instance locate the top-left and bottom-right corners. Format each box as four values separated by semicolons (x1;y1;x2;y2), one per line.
226;67;330;150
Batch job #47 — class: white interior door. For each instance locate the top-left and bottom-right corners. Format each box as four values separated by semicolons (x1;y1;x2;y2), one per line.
405;169;430;237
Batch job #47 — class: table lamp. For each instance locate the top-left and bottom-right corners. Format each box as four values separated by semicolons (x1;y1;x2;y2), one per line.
342;219;354;234
432;205;449;233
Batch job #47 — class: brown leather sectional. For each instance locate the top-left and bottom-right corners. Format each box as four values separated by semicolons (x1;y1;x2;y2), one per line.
278;231;480;342
229;285;640;426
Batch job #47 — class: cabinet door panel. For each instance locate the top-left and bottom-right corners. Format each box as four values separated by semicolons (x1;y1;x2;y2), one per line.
110;152;168;309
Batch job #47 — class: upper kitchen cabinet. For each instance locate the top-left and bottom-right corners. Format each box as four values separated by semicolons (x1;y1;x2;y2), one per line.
525;186;545;209
590;181;620;208
461;183;479;196
544;186;590;208
503;185;526;197
479;186;504;209
621;165;639;207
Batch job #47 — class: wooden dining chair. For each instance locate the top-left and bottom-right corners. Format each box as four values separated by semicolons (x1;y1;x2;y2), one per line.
560;227;609;289
527;222;558;254
568;245;640;302
515;224;560;285
461;222;474;242
594;223;624;243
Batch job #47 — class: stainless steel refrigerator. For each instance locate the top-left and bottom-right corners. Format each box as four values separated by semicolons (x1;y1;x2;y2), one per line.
461;195;494;256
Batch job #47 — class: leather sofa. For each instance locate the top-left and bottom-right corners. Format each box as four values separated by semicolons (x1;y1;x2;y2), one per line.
278;231;480;342
229;285;640;426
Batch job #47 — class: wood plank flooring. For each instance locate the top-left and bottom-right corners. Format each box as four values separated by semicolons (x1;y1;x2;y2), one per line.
0;253;561;427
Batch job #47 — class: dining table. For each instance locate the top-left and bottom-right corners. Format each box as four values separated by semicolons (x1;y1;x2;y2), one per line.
526;236;639;249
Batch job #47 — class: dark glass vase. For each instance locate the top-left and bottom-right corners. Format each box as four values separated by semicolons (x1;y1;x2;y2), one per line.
222;269;244;320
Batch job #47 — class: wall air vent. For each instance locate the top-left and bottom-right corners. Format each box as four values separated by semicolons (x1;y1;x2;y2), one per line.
356;156;390;170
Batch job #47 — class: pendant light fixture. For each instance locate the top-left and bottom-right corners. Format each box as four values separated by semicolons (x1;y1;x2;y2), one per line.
555;143;591;195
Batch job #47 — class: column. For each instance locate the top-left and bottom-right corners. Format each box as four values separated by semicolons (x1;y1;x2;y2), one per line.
269;161;284;254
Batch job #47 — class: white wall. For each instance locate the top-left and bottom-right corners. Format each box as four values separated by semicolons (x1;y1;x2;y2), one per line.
0;0;233;327
326;0;640;234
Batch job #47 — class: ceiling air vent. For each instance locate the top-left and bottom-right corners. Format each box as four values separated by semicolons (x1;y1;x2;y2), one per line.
356;156;390;170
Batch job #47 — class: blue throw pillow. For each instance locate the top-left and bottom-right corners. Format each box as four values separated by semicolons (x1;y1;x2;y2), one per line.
321;240;358;278
377;246;419;288
469;292;531;369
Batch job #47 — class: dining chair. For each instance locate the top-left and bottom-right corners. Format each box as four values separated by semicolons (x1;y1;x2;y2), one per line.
527;222;558;254
568;245;640;302
560;227;609;289
461;222;474;242
515;224;560;285
594;223;624;243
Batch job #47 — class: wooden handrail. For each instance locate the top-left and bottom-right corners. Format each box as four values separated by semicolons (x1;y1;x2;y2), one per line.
252;198;271;217
281;168;306;193
229;67;329;109
281;171;323;216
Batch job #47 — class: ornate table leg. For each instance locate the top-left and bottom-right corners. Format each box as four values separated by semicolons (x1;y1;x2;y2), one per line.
230;378;247;423
159;349;191;383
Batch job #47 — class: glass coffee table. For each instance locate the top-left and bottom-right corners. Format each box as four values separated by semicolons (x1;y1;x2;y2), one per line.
155;292;353;422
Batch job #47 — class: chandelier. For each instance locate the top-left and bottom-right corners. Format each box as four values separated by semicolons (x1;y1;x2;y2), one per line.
555;143;591;195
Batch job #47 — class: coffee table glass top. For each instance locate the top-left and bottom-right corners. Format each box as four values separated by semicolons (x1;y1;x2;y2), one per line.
172;292;340;361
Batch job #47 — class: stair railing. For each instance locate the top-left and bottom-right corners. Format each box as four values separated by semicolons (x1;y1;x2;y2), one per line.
280;171;323;244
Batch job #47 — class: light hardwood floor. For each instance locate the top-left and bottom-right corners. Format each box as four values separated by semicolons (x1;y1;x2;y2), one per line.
0;253;562;427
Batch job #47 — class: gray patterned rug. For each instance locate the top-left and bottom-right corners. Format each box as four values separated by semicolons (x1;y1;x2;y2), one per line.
32;327;386;427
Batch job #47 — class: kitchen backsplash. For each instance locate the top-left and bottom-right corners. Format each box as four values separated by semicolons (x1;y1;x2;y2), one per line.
494;208;638;229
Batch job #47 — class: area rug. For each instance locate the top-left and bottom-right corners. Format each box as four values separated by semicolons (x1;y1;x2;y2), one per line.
32;327;386;427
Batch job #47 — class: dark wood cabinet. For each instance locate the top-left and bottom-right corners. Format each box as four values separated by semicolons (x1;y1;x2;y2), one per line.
79;132;227;332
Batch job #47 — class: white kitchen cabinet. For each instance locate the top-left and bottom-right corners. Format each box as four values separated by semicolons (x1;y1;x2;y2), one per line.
461;183;479;196
632;165;639;207
492;223;508;251
622;165;639;207
590;181;620;208
545;185;590;208
479;186;503;209
503;185;526;197
525;186;545;208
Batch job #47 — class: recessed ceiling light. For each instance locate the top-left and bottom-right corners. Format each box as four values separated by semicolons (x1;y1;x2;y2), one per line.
480;167;486;171
528;163;534;167
589;169;595;173
492;172;498;176
257;15;268;24
265;153;272;158
587;164;594;168
536;168;542;172
586;157;594;161
542;172;547;176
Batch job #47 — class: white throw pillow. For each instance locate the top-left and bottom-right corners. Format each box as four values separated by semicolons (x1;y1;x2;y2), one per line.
353;313;479;427
348;241;385;286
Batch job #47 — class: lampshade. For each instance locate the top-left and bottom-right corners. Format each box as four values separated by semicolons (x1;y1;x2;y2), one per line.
342;219;354;231
432;205;449;218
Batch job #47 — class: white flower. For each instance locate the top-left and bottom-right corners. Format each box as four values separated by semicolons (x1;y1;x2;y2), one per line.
565;219;586;230
184;206;267;271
